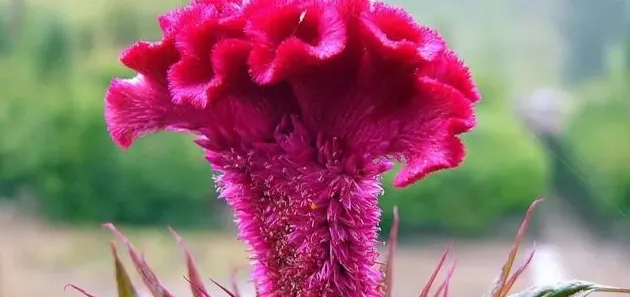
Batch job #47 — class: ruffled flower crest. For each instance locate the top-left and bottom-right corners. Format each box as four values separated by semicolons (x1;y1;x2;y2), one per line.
104;0;480;295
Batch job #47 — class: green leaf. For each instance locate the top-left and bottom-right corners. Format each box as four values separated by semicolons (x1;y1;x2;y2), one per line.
104;223;175;297
112;241;138;297
507;281;630;297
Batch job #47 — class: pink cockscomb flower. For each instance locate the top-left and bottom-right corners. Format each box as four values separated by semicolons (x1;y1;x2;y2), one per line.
104;0;480;296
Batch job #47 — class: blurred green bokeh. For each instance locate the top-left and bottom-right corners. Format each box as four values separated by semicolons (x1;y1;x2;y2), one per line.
0;0;628;236
564;53;630;223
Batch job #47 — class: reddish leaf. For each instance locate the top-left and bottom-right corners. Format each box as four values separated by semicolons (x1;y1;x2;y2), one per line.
229;267;241;297
502;246;536;295
183;276;212;297
419;244;452;297
168;226;211;297
432;260;457;297
64;284;99;297
384;206;399;297
103;223;175;297
495;198;543;297
210;278;237;297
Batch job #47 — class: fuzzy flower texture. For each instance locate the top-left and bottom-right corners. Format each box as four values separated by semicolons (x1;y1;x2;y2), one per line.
104;0;479;296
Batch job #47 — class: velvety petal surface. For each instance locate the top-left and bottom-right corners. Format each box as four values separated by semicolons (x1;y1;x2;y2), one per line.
103;0;480;296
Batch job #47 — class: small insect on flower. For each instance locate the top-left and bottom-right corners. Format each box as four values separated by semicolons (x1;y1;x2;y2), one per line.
102;0;479;296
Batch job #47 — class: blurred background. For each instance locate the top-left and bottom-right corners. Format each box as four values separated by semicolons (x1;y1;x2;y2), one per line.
1;0;630;296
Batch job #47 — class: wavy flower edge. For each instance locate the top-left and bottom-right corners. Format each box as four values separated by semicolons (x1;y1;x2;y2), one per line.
65;199;630;297
105;0;481;189
104;0;482;295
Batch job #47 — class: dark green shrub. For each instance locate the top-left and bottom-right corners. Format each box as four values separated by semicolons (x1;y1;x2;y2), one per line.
35;16;72;81
104;3;141;47
76;25;95;55
564;73;630;222
558;0;626;84
0;12;9;54
0;61;221;227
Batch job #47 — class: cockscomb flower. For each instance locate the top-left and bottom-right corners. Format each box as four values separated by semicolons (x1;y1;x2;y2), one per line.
103;0;479;295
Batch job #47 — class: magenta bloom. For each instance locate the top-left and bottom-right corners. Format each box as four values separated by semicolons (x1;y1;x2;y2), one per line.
105;0;480;296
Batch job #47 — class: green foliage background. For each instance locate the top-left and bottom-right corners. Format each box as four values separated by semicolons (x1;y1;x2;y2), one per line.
563;52;630;221
0;0;627;236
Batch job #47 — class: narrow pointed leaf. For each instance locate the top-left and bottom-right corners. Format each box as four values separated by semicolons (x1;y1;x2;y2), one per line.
487;198;544;297
384;206;399;297
64;284;99;297
210;278;237;297
442;264;454;297
103;223;175;297
230;267;241;297
168;226;211;297
183;276;212;297
443;281;450;297
502;247;536;295
507;281;630;297
499;199;543;295
547;282;630;297
419;244;452;297
432;260;457;297
111;241;139;297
